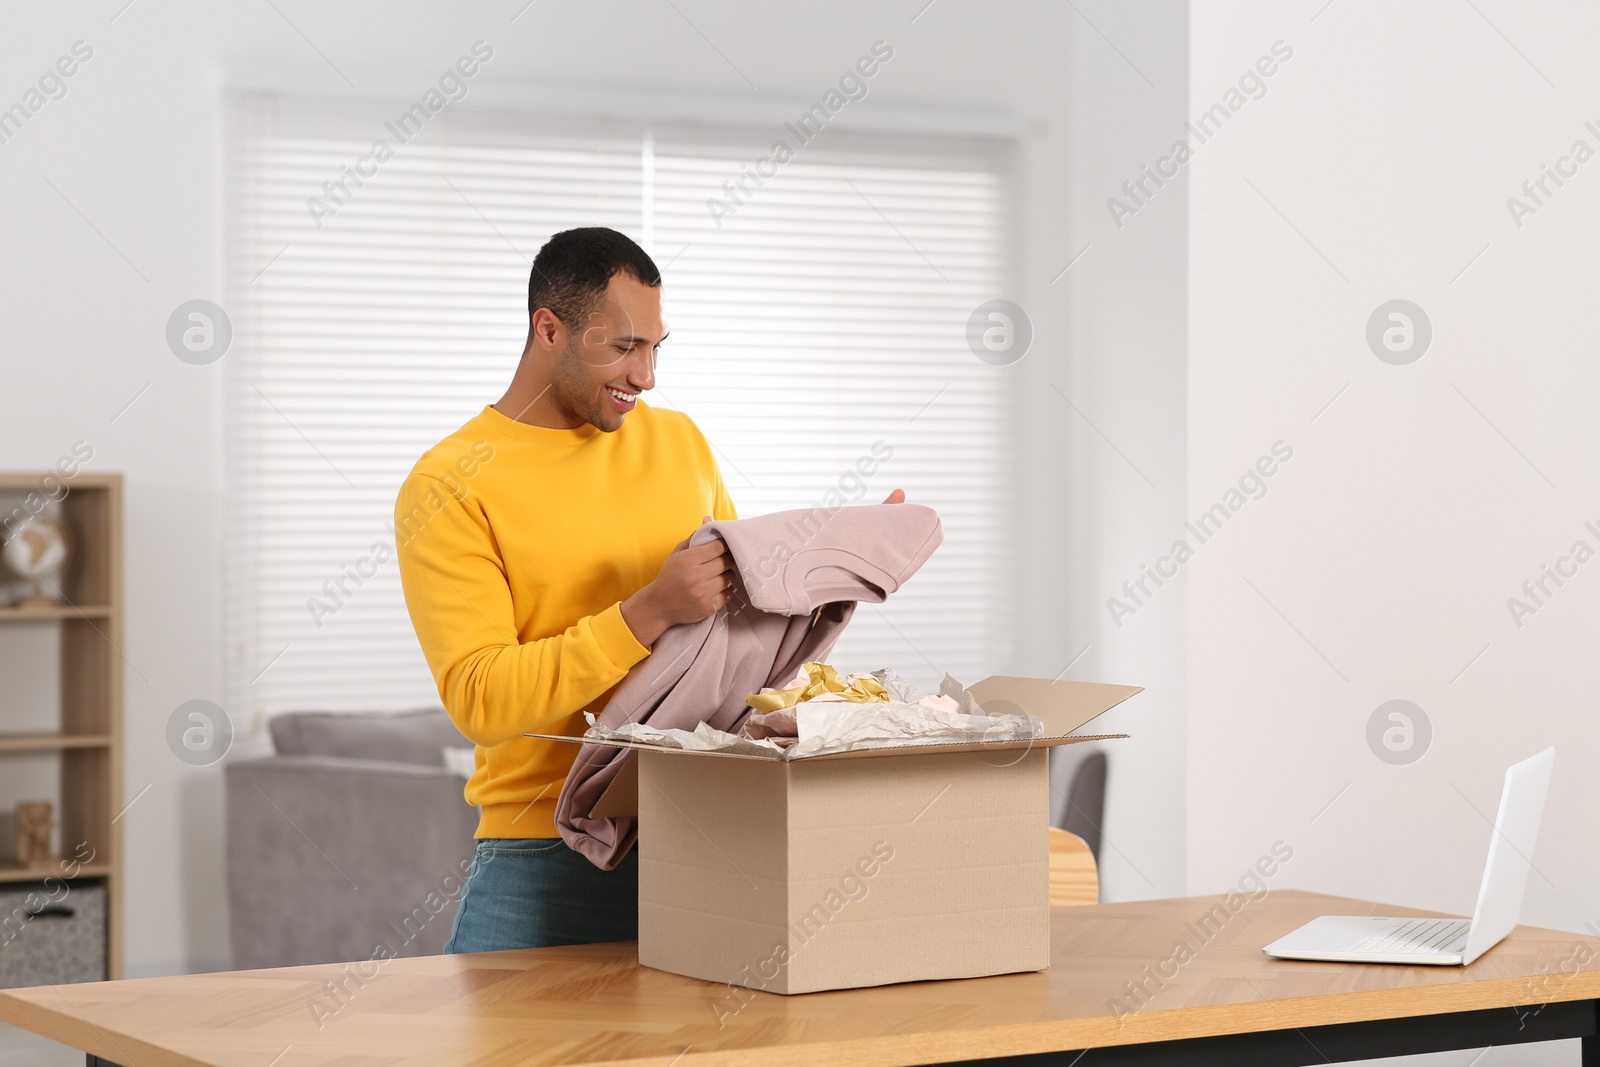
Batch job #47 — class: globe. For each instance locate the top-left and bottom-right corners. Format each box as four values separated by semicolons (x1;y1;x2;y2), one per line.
3;514;71;607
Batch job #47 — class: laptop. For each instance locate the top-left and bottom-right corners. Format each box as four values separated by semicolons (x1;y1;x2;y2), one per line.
1263;746;1554;966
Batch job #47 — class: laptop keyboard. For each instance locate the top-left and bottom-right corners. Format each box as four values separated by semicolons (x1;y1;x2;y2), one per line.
1348;918;1470;955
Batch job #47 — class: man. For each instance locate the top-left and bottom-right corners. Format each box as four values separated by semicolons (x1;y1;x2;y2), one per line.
394;226;733;952
396;227;901;952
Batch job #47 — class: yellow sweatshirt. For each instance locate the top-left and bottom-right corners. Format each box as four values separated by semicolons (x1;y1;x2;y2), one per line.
394;401;736;839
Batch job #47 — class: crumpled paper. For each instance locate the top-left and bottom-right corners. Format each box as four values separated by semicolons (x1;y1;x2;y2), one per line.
582;669;1042;761
582;714;792;757
746;662;889;712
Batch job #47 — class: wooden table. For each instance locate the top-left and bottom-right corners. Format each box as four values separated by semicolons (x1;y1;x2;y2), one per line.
4;890;1598;1066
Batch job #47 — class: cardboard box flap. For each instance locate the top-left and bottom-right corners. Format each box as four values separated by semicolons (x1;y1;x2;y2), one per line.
798;731;1129;761
524;677;1144;815
588;750;638;819
964;676;1143;738
529;729;1132;766
530;732;792;762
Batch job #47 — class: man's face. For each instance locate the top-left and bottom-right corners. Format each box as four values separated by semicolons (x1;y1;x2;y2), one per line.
548;273;665;433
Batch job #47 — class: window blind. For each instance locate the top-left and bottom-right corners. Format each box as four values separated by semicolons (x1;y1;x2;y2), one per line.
225;95;1014;721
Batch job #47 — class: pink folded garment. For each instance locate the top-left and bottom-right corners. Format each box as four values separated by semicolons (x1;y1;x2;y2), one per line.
554;503;943;869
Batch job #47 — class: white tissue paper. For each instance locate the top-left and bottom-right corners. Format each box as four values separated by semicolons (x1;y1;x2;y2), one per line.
582;714;790;757
582;670;1043;760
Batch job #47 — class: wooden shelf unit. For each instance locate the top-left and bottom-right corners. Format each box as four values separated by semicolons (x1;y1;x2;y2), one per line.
0;472;123;981
0;863;112;885
0;605;112;621
0;734;113;753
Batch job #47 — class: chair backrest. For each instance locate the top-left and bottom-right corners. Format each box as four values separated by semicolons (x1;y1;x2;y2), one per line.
1048;827;1098;908
1059;750;1107;860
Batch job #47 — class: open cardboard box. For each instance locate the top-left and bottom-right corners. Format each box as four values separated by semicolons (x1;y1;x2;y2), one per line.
533;675;1141;994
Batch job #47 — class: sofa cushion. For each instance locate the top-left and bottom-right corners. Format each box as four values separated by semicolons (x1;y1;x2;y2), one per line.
268;709;465;767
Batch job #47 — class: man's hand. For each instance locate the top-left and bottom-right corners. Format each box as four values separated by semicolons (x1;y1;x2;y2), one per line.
621;516;733;647
624;494;902;648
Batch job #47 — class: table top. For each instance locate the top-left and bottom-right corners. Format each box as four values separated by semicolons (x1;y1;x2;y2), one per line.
4;890;1598;1067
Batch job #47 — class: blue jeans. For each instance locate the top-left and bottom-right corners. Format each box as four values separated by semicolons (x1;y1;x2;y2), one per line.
443;838;639;952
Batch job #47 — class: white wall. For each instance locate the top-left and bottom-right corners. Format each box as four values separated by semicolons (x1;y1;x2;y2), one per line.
1040;1;1189;904
1;0;1191;976
1187;1;1597;1063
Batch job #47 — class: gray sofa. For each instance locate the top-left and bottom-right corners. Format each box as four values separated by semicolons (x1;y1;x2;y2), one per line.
225;709;478;969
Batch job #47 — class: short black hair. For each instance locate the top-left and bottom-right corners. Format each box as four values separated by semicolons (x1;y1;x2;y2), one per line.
527;227;661;325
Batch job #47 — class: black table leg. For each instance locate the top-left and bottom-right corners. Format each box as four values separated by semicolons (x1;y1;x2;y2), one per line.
86;1056;126;1066
1584;1032;1600;1065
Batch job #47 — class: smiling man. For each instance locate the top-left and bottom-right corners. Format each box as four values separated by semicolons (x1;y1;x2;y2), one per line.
394;227;741;951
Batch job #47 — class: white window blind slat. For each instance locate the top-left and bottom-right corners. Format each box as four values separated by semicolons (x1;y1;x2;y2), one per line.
225;95;1013;717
